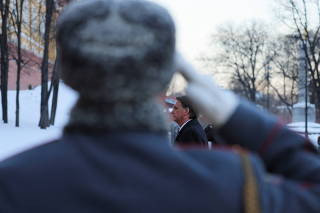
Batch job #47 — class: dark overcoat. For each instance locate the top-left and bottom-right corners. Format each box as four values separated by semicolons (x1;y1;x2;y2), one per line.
175;119;208;146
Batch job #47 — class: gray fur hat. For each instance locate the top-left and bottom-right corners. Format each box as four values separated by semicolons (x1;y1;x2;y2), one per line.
57;0;176;101
57;0;176;133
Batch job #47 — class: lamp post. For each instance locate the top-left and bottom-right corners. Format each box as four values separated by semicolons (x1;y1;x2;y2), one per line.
301;39;308;137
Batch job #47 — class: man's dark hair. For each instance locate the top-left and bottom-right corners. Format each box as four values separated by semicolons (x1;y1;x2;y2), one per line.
176;96;197;119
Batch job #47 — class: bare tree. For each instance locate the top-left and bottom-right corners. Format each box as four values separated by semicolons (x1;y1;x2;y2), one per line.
208;21;274;103
38;0;55;129
0;0;11;123
276;0;320;119
9;0;25;127
48;2;67;126
49;53;60;125
269;35;299;115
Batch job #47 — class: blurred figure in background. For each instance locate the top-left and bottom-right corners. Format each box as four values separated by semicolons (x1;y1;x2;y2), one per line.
204;123;218;148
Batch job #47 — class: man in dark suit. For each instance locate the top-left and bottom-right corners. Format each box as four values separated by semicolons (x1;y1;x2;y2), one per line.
171;96;208;146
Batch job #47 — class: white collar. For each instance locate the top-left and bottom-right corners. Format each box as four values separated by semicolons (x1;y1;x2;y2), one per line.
179;119;192;131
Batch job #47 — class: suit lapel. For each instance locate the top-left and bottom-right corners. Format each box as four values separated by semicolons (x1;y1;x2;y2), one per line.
176;120;193;141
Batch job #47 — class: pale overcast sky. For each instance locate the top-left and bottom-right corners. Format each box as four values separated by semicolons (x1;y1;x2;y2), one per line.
151;0;274;63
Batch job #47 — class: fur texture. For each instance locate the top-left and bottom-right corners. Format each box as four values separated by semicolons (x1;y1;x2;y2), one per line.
57;0;176;133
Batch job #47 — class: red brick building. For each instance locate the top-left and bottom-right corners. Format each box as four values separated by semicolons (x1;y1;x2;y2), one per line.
1;43;53;90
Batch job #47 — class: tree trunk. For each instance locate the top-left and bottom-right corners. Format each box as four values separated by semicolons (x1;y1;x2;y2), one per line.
38;0;54;129
49;56;60;125
15;41;21;127
314;86;320;122
0;0;10;123
15;0;25;127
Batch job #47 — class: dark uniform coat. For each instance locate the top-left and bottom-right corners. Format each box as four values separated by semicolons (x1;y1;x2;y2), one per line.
0;102;320;212
175;119;208;146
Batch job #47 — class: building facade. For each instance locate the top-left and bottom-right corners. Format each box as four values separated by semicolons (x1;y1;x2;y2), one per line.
1;0;63;90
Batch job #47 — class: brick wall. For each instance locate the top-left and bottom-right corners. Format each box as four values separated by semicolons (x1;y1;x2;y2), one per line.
1;43;53;90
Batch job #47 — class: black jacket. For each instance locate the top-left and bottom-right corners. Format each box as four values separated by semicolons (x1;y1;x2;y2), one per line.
175;119;208;146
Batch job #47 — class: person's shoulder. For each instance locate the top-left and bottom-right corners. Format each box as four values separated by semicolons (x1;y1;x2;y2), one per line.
191;119;204;127
183;119;199;129
177;147;263;187
0;138;70;170
179;146;264;179
187;120;205;132
180;146;237;160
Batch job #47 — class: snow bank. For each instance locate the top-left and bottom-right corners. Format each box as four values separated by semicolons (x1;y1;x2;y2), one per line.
0;83;78;160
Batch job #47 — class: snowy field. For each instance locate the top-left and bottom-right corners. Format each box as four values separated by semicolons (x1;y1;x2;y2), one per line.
0;83;78;160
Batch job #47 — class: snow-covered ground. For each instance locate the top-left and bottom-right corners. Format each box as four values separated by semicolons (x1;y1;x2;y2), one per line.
0;83;78;160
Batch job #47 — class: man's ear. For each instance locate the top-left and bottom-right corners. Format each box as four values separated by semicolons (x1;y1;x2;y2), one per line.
184;107;189;115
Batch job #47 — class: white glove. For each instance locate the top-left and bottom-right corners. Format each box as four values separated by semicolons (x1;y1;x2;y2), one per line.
175;53;239;128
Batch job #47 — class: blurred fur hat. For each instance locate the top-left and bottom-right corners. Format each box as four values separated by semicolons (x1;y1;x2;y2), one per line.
56;0;176;101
